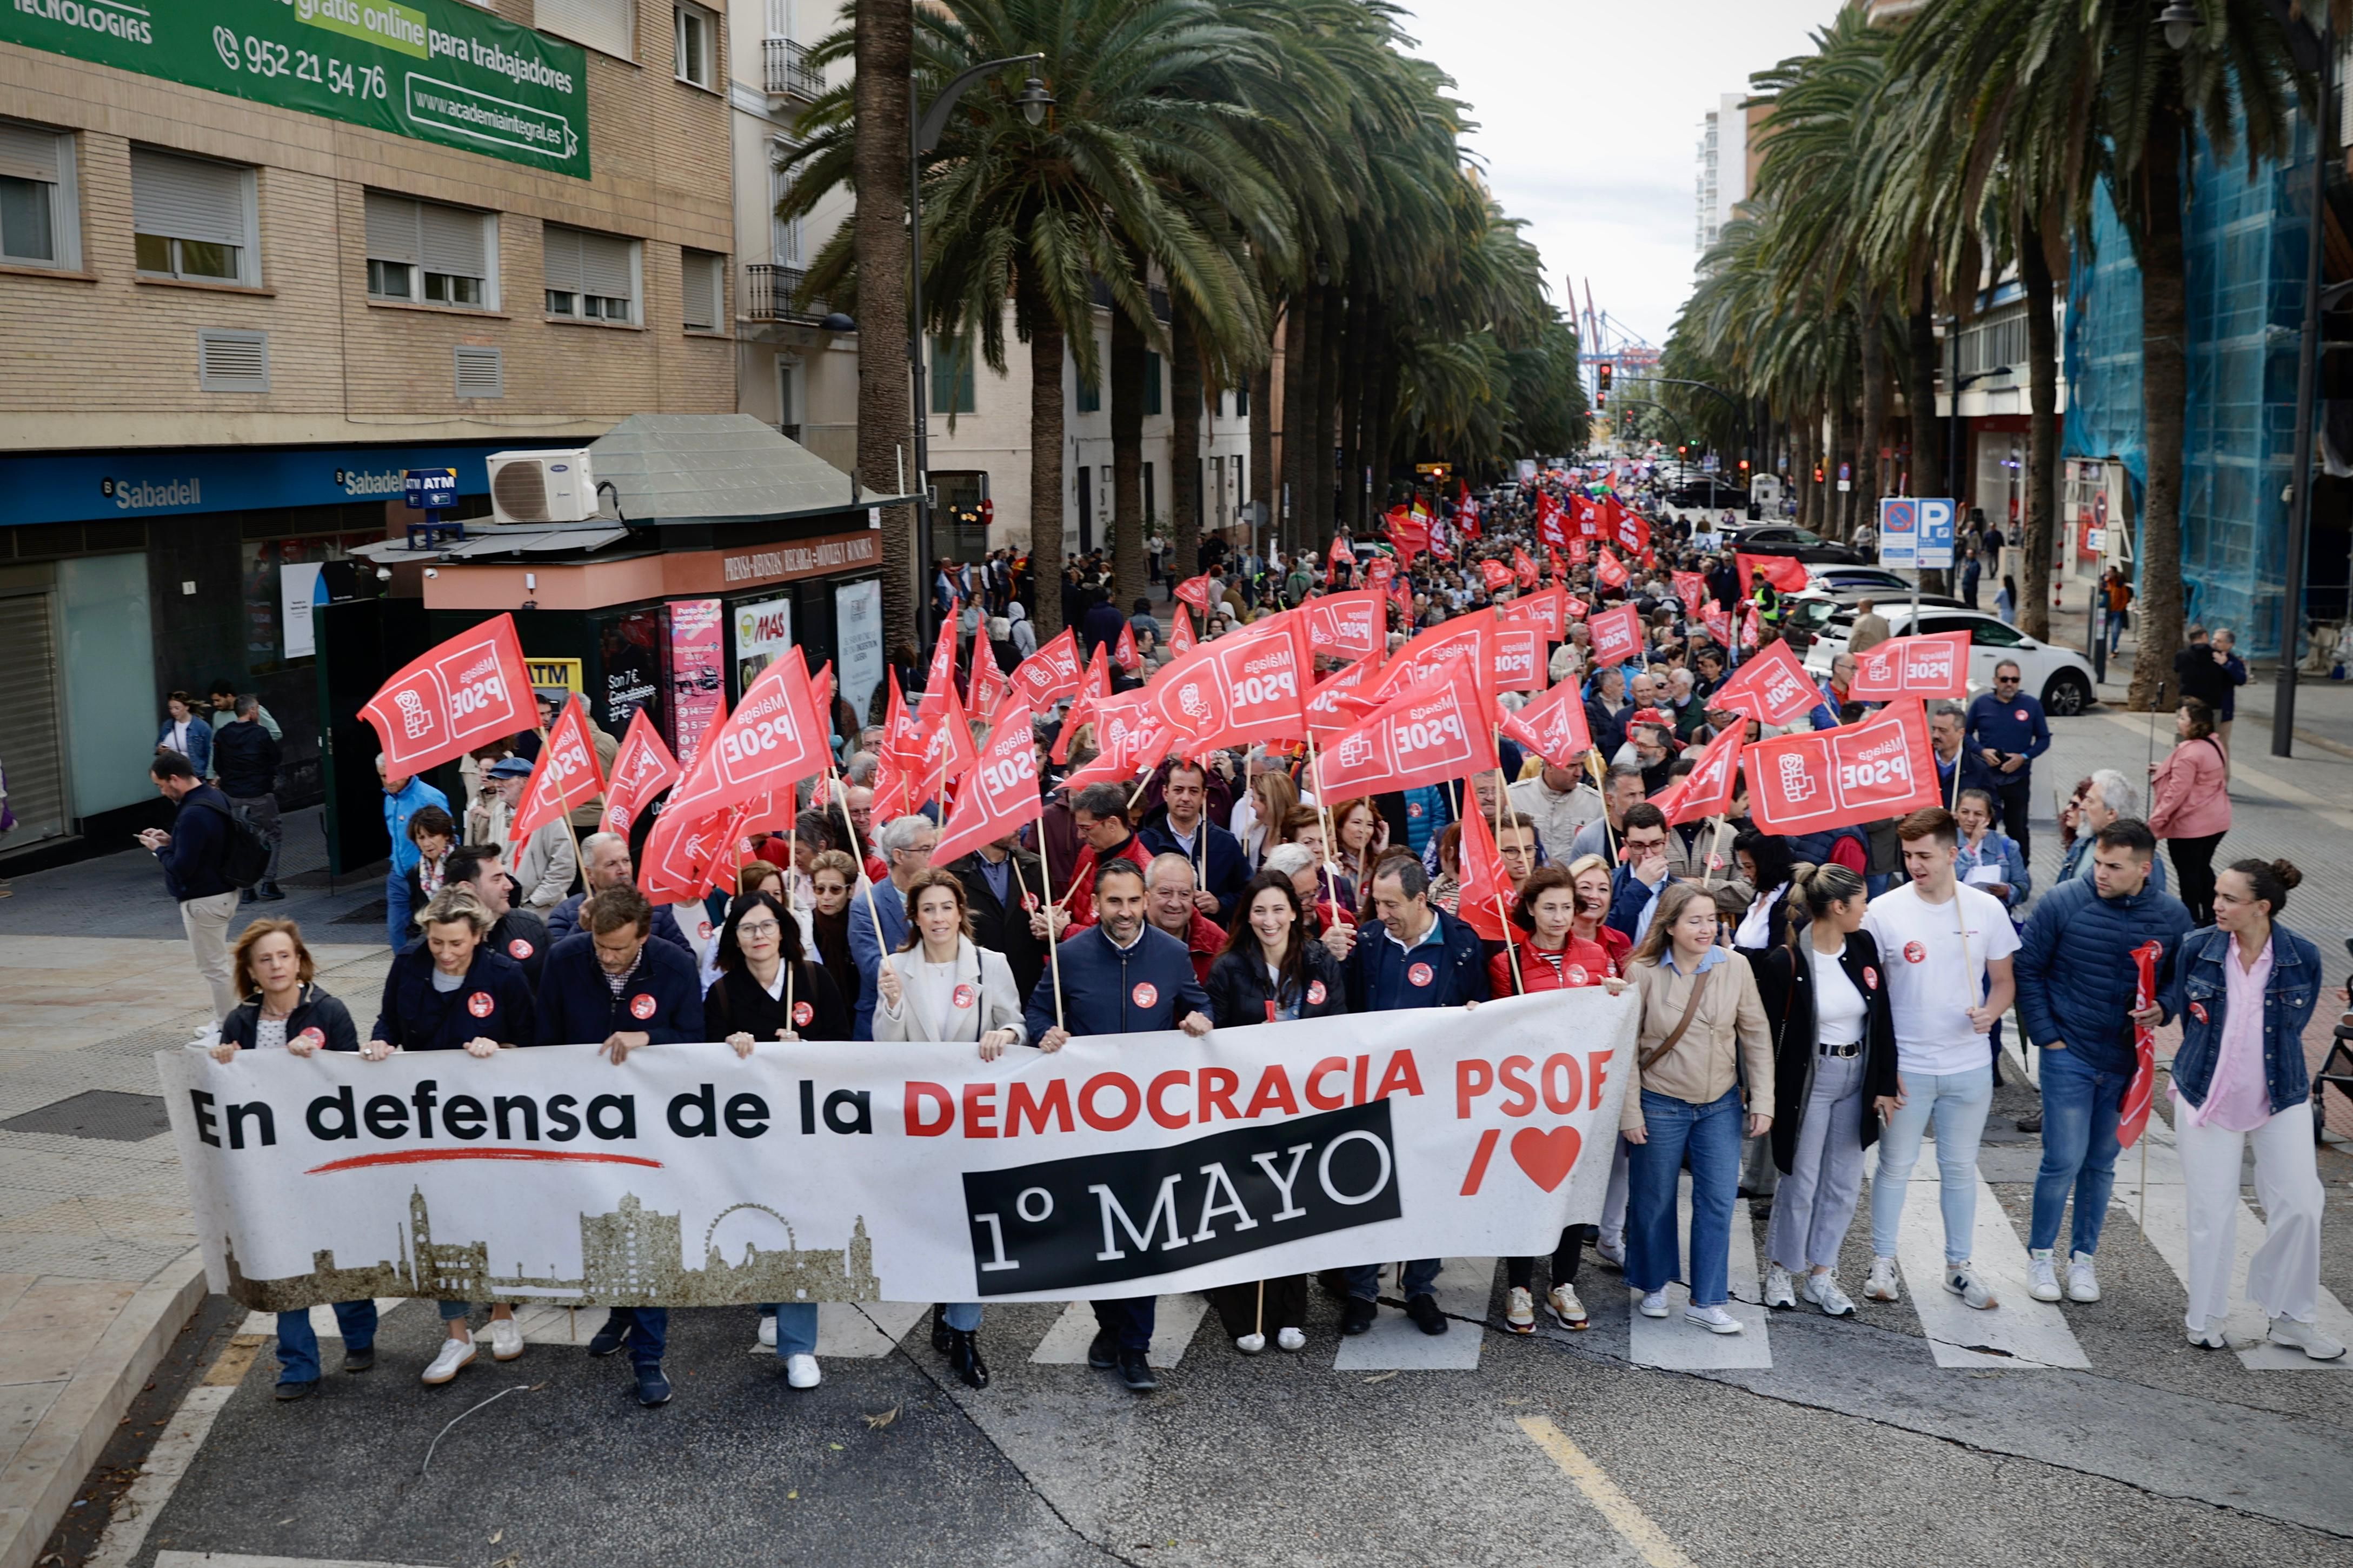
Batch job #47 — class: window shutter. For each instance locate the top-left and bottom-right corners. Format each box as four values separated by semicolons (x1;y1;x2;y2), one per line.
535;0;632;59
578;231;633;298
454;345;504;398
197;328;269;392
363;191;420;264
543;224;584;293
0;121;60;185
131;149;246;245
682;250;716;329
420;203;486;279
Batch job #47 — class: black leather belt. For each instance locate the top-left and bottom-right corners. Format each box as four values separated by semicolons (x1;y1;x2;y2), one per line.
1818;1041;1860;1058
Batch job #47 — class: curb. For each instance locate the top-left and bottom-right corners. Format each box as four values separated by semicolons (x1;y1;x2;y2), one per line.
0;1250;208;1568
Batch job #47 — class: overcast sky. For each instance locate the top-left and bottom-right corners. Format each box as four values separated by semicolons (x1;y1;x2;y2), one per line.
1394;0;1837;351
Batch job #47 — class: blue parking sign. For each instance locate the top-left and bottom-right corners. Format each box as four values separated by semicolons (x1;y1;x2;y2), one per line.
1878;497;1953;570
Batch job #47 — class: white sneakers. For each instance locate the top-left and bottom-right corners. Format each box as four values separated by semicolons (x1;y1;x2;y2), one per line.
2028;1250;2063;1303
1763;1266;1797;1310
1684;1304;1742;1335
2029;1249;2100;1304
1276;1326;1307;1352
1636;1290;1670;1318
2185;1322;2230;1350
421;1338;476;1386
1944;1262;1998;1311
1546;1285;1588;1329
785;1352;822;1388
2266;1317;2348;1362
487;1317;524;1362
1596;1235;1627;1270
2066;1252;2102;1303
1505;1286;1537;1335
1863;1256;1902;1303
1801;1272;1856;1318
757;1315;778;1349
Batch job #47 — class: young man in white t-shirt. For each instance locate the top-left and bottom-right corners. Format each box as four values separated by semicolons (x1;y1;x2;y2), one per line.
1858;806;2020;1310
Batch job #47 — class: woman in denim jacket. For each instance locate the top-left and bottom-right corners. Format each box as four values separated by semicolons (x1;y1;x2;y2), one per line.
2155;858;2343;1360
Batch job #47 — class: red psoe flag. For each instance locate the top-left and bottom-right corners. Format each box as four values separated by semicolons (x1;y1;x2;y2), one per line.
1147;615;1312;757
1387;509;1431;557
1849;631;1972;700
1362;617;1495;716
1492;625;1546;693
1534;491;1569;550
1499;585;1565;643
1709;638;1819;726
1566;533;1590;566
600;708;681;838
1587;603;1643;668
967;632;1008;723
361;612;534;775
1113;619;1143;676
1512;546;1540;590
1547;546;1567;583
1479;558;1516;595
811;662;837;735
1498;677;1594;766
1009;626;1086;709
1328;534;1357;567
1312;665;1497;799
932;698;1047;864
1650;724;1743;825
668;649;831;822
1701;605;1733;649
1059;691;1175;791
1672;571;1708;616
1305;653;1382;739
1367;556;1395;593
509;694;604;840
1595;547;1630;591
639;803;729;904
1305;588;1384;663
1454;796;1516;943
1051;643;1111;765
1738;552;1811;595
1745;698;1942;835
1169;603;1196;655
1174;575;1214;615
2120;940;2163;1149
915;678;979;805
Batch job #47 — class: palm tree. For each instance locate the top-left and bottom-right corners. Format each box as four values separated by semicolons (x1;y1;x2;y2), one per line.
851;0;916;653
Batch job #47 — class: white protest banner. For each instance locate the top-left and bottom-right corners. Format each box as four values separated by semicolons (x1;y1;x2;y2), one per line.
159;991;1633;1313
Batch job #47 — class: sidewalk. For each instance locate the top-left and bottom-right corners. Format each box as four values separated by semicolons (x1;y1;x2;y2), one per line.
0;809;392;1568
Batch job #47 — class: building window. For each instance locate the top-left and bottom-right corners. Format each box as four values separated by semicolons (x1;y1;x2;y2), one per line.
776;356;802;439
930;333;975;414
674;2;716;88
536;0;633;59
682;247;724;331
0;119;78;270
364;191;495;309
1143;351;1162;416
544;224;638;322
1143;461;1156;525
1076;365;1100;415
131;147;255;285
1234;381;1249;417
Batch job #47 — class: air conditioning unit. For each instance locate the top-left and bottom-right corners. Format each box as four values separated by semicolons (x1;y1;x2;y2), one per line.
487;448;598;525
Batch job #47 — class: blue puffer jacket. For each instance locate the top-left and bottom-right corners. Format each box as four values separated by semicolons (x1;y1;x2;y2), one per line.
2160;922;2323;1118
1348;905;1490;1012
2015;876;2194;1073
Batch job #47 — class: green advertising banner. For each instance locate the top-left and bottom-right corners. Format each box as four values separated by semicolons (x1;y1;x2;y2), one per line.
3;0;591;179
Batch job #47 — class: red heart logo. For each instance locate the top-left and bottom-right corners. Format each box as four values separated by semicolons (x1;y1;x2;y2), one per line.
1510;1126;1583;1193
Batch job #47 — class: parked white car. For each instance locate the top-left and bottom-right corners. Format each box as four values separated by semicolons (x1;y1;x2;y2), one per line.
1803;603;2099;717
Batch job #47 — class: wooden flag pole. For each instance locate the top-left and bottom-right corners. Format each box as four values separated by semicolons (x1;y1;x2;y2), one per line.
1303;733;1347;915
783;812;796;1036
1036;839;1067;1032
1486;736;1523;995
830;767;894;973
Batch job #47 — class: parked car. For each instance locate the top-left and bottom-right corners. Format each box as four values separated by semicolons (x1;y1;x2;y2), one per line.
1728;524;1865;565
1802;604;2098;716
1805;564;1915;600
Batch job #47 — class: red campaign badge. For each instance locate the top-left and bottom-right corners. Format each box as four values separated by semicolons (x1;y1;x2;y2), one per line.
466;991;495;1018
792;1000;814;1028
1407;801;1425;819
698;920;715;940
1022;893;1041;913
2190;1001;2209;1024
295;1026;325;1049
1306;980;1327;1006
952;983;977;1010
1131;982;1159;1009
1566;965;1590;986
1902;941;1926;964
1408;962;1434;987
1863;966;1879;991
2013;709;2028;722
1710;855;1725;870
629;993;657;1020
507;938;534;960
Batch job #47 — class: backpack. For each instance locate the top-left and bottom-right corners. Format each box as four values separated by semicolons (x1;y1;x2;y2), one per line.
196;796;272;888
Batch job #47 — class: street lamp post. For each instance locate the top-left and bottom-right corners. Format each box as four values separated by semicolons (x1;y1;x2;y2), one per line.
908;56;1052;641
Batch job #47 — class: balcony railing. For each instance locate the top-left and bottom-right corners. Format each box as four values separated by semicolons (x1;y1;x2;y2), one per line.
745;263;830;324
763;37;823;99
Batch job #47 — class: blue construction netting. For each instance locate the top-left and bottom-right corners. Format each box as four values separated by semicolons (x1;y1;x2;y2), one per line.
2063;114;2317;657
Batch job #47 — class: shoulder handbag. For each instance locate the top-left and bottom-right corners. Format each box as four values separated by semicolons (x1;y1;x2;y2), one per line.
1639;963;1714;1073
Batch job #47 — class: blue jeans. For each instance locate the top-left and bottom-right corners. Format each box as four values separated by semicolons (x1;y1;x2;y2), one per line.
275;1300;377;1385
385;868;412;950
1869;1063;1993;1264
1625;1088;1744;1306
2029;1046;2126;1256
761;1302;820;1358
601;1305;667;1366
1342;1258;1441;1304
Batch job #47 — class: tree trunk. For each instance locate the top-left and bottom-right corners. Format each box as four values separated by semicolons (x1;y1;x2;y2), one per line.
1169;302;1202;588
1793;416;1814;532
1313;282;1345;545
1279;294;1311;554
1109;304;1149;610
2020;218;2060;642
2130;101;2189;712
1248;359;1274;555
1025;281;1067;640
1858;288;1886;517
1908;275;1943;502
1339;290;1371;534
1368;350;1400;524
853;0;915;653
1825;399;1847;539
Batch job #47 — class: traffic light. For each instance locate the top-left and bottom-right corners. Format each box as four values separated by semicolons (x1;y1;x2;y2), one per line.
1677;445;1688;459
1738;458;1750;472
1596;363;1612;409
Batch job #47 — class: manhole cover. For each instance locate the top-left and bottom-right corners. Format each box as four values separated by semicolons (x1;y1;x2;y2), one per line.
2;1090;175;1142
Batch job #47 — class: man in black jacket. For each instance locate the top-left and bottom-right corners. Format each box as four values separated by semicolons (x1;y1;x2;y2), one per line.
442;843;551;990
212;696;284;902
1137;759;1248;921
138;751;242;1020
943;832;1048;1002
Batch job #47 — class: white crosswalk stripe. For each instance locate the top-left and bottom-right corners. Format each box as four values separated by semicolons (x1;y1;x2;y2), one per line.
1883;1159;2089;1369
1028;1294;1208;1368
1332;1257;1495;1370
1627;1189;1771;1371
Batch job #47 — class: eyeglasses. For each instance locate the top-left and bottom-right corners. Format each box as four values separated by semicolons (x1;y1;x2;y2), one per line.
735;920;782;938
1995;675;2020;685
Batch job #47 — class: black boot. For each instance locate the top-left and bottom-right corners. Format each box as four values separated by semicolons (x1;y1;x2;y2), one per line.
930;1304;952;1353
947;1328;990;1389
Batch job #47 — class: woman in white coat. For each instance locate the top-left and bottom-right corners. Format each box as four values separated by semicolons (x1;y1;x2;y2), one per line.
873;866;1025;1389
